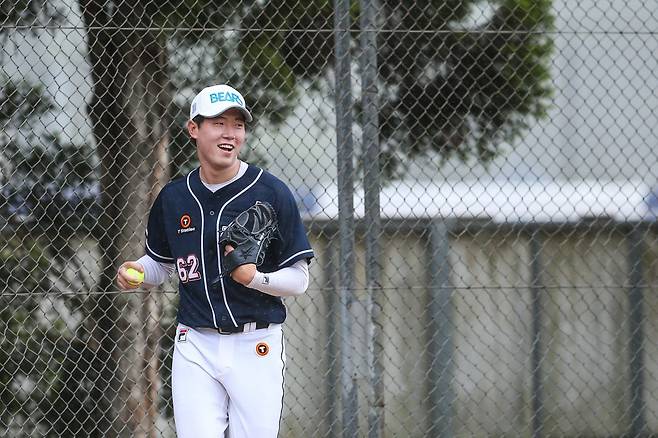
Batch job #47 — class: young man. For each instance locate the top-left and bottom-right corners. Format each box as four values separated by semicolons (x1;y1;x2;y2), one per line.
116;84;314;437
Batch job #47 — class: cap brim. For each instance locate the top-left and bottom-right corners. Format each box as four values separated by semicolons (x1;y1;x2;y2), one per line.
200;105;253;123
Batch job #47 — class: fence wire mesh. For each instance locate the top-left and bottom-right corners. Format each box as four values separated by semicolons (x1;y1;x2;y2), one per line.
1;0;658;437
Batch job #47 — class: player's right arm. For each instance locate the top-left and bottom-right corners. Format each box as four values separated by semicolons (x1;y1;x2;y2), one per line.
117;187;175;291
116;256;175;290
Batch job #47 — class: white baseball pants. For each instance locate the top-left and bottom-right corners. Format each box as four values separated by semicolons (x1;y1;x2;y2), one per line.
172;323;285;438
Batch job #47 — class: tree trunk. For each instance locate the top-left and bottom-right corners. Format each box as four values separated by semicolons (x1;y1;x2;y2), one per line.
80;1;170;436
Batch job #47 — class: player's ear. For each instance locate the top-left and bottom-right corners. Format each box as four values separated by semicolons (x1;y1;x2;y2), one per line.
187;119;199;139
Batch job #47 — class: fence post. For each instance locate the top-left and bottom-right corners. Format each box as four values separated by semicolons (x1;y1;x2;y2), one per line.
628;224;647;438
325;239;339;437
334;0;358;435
359;0;384;437
529;230;544;438
428;220;454;438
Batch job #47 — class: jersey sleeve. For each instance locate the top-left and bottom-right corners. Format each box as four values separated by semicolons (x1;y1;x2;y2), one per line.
273;184;314;268
145;188;174;263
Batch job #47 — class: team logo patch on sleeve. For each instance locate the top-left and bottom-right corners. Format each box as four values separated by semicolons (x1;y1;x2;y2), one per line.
177;328;188;343
256;342;269;357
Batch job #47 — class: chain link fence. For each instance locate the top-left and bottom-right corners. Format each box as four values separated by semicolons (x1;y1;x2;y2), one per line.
2;0;658;436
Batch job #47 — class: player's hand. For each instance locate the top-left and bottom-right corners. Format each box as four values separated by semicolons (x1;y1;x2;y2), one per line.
117;261;145;290
223;245;257;286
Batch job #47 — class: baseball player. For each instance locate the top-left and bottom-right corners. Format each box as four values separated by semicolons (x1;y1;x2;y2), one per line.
116;84;314;438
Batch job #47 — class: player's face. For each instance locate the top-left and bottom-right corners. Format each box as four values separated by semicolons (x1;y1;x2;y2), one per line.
190;108;246;180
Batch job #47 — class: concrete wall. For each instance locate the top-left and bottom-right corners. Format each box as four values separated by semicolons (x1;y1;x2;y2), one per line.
280;222;658;437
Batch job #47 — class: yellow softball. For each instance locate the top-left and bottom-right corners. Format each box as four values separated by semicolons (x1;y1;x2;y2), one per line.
126;267;145;286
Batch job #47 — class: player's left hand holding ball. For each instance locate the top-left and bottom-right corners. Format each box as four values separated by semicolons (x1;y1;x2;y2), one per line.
117;262;146;290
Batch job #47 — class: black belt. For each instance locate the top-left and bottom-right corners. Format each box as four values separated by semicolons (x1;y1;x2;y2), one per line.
217;321;270;335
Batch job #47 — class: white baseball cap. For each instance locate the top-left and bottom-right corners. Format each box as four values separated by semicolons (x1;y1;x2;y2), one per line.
189;84;253;122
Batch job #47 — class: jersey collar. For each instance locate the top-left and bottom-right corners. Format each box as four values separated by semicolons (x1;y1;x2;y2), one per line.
188;164;260;198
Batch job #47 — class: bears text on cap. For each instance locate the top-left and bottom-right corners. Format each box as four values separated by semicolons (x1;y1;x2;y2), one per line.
209;92;243;106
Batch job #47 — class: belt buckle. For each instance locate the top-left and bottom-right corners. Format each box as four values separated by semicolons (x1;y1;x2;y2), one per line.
218;327;233;335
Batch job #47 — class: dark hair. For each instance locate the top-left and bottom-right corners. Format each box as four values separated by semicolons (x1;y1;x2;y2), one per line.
192;115;205;126
189;115;205;146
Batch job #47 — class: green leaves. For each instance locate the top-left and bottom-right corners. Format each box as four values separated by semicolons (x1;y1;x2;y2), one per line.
0;0;63;32
0;76;52;124
376;0;554;167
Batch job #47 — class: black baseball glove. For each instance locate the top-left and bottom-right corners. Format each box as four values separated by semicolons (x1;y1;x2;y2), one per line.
219;201;278;276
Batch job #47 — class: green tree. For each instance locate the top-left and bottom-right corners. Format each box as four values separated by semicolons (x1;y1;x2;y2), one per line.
247;0;553;174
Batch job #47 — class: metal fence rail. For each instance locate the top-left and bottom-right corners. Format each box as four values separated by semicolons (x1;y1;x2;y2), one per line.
1;0;658;437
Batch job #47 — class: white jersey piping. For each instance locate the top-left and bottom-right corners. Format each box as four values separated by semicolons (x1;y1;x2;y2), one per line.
146;241;175;262
186;170;219;328
215;168;264;327
278;249;314;267
145;229;175;262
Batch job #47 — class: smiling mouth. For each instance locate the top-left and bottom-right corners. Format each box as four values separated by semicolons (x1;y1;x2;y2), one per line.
217;144;234;152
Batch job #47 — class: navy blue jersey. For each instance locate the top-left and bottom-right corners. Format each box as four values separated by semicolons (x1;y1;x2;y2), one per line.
145;165;314;329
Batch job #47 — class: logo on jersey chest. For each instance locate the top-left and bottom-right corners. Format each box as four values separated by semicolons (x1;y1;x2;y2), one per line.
177;214;197;234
